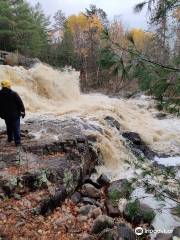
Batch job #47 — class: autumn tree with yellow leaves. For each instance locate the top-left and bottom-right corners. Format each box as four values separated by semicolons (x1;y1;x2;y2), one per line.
64;5;106;90
128;28;153;52
45;3;179;115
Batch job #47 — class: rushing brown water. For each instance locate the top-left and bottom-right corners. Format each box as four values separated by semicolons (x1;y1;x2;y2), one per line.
0;63;179;157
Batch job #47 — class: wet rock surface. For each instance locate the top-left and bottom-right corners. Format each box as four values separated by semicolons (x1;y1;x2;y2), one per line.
104;116;121;131
124;199;156;225
91;215;114;234
0;119;98;216
0;117;177;240
117;223;136;240
122;132;155;159
97;174;110;187
81;183;101;199
97;228;118;240
107;179;133;200
78;205;96;216
71;191;81;204
155;112;167;120
106;199;121;217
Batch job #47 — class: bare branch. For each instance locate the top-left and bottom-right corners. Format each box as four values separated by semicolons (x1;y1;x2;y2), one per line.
134;1;148;13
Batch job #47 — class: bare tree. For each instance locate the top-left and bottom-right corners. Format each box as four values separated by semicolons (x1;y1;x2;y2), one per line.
53;10;66;31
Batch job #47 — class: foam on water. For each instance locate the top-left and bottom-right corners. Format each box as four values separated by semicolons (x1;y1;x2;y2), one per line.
0;63;180;234
132;188;179;235
0;63;180;159
154;156;180;167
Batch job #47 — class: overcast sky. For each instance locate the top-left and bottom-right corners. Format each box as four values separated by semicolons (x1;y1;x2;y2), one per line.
28;0;149;29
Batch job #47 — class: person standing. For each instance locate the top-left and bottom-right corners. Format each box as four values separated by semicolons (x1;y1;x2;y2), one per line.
0;80;25;146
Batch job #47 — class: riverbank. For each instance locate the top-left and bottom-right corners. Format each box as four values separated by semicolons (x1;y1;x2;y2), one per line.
0;63;179;239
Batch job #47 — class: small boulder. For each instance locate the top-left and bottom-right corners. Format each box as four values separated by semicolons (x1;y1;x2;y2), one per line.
71;192;81;204
155;113;167;120
106;200;120;217
108;179;132;200
124;200;155;225
78;205;96;216
104;116;121;130
83;176;100;189
117;223;136;240
97;174;110;186
98;228;118;240
82;197;97;205
77;215;88;222
91;215;114;234
82;183;101;199
81;197;102;208
90;207;102;219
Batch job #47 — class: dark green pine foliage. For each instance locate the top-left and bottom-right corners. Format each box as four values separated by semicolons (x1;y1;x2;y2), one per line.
0;0;49;57
134;0;180;23
0;0;15;51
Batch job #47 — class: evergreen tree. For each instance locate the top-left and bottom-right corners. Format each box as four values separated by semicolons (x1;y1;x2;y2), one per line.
0;0;49;57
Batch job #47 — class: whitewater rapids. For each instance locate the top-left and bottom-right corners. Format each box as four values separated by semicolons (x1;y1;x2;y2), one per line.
0;63;180;233
0;63;180;164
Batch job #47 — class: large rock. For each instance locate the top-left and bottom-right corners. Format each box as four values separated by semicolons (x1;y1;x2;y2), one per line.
124;200;155;225
0;118;99;215
106;179;132;219
81;183;101;199
107;179;133;200
91;215;114;234
122;132;155;159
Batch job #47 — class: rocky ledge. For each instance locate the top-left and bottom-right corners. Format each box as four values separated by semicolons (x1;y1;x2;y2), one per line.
0;119;99;213
0;117;179;240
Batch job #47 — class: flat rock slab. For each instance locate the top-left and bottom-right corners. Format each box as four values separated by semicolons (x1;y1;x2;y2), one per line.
0;118;98;214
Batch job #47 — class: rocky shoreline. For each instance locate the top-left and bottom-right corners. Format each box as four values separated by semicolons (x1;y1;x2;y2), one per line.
0;117;179;240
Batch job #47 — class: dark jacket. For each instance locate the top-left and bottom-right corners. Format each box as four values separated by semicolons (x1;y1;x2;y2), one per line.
0;88;25;119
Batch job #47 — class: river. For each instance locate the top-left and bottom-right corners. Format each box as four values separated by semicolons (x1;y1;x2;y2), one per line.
0;63;180;237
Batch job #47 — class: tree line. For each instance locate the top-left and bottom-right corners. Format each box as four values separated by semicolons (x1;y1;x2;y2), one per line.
0;0;49;57
0;0;179;114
